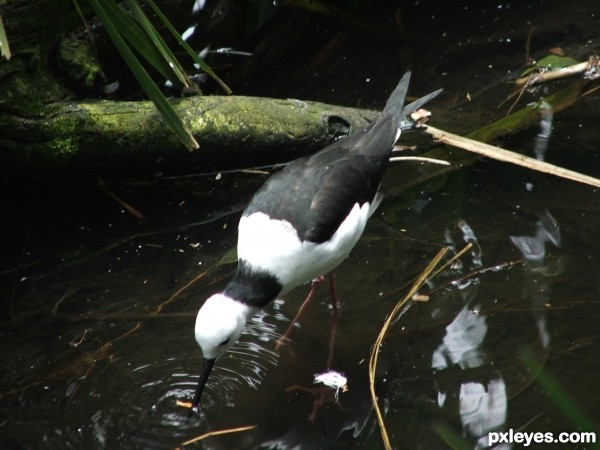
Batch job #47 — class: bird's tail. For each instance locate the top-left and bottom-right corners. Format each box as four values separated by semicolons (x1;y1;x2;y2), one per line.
382;72;443;126
360;72;441;157
354;72;442;161
381;71;412;119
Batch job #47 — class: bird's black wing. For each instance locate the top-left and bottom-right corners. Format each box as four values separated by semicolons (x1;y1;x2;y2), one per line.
244;119;393;243
243;72;442;244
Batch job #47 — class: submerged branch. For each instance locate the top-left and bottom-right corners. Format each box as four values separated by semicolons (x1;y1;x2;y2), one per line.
384;79;589;196
514;56;600;86
424;125;600;189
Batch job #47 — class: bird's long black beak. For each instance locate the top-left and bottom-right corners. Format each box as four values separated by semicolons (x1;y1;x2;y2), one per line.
191;358;215;411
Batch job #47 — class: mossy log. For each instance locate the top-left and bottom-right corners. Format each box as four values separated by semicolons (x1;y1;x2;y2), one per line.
0;96;379;175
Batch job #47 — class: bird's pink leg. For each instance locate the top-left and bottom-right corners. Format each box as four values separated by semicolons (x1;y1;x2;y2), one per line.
326;272;340;370
275;275;325;351
275;272;341;354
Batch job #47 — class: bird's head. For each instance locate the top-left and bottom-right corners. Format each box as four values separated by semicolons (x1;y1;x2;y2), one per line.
192;293;254;409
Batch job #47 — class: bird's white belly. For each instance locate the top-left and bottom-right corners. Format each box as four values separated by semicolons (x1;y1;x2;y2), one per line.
237;202;375;294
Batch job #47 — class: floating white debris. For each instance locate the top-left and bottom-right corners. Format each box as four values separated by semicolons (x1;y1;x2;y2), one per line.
313;370;348;400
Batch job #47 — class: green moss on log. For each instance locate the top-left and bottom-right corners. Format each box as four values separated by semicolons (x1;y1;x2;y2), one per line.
0;95;378;174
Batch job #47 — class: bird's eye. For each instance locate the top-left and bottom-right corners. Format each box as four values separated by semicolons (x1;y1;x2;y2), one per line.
218;338;230;346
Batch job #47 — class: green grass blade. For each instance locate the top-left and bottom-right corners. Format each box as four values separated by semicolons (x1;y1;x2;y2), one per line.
96;0;182;88
125;0;192;89
145;0;232;94
0;13;11;60
90;0;199;150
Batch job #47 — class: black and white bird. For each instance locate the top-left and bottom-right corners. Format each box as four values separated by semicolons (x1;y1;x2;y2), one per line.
192;72;441;409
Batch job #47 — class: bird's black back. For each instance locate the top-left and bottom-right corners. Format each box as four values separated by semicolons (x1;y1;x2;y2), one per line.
243;117;394;243
243;73;438;244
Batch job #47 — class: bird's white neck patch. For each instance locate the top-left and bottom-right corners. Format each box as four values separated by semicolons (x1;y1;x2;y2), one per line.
195;293;257;359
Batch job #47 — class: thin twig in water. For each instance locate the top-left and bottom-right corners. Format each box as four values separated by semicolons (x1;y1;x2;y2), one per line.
389;156;450;165
505;73;534;115
369;247;450;450
51;287;79;315
428;242;473;280
178;425;257;447
581;83;600;98
426;259;524;297
97;179;146;221
154;270;211;314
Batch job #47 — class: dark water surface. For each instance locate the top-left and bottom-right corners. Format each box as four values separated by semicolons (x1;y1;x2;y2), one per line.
2;138;600;449
2;1;600;443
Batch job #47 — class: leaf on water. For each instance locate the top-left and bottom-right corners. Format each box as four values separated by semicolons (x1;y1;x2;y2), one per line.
0;14;11;60
521;55;581;77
